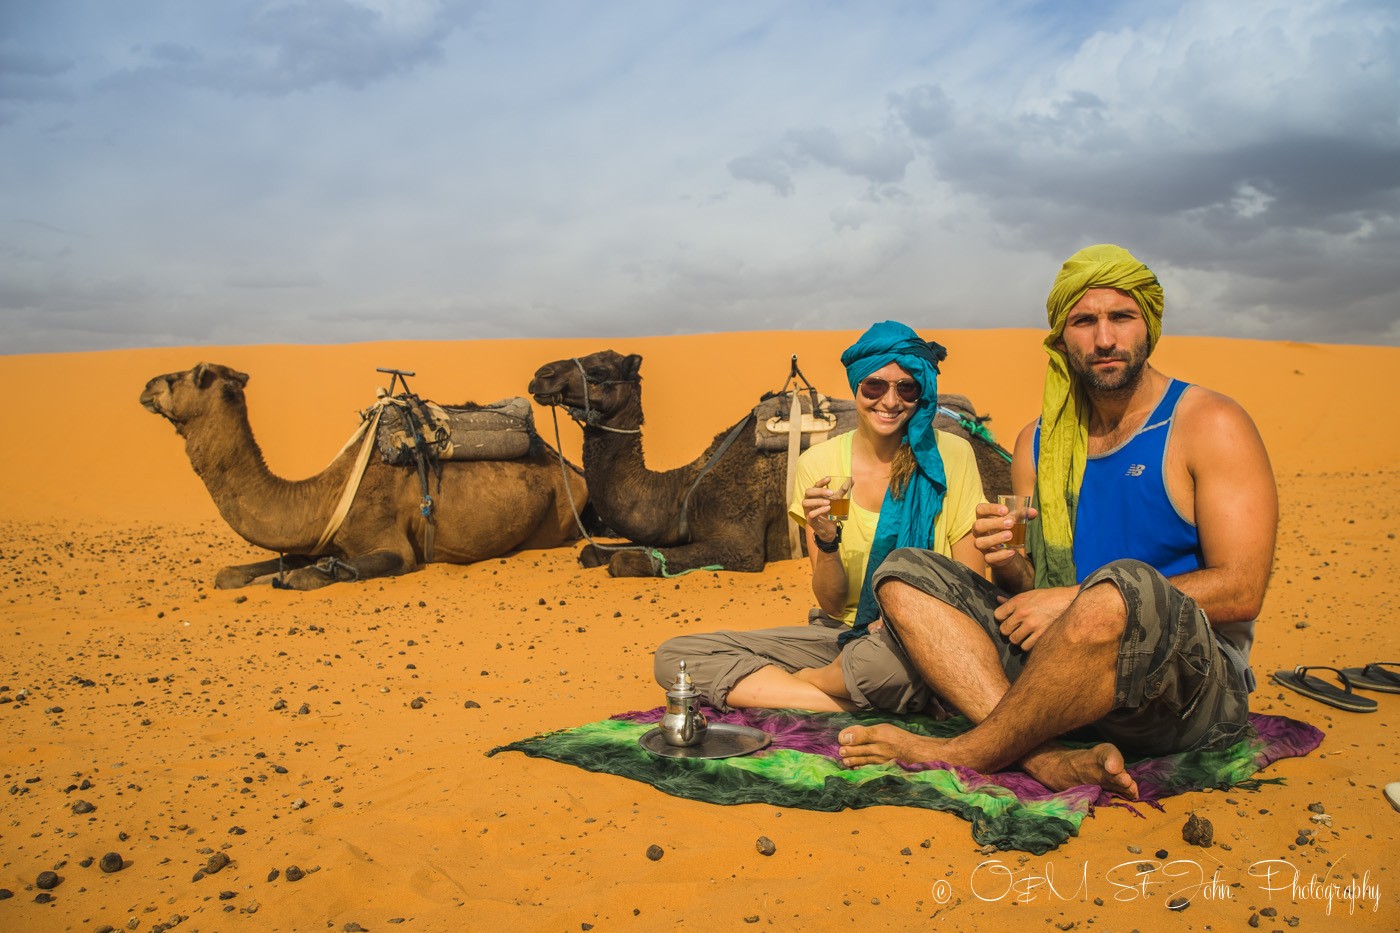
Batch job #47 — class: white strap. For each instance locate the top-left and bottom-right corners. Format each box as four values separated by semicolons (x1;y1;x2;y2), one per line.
313;406;384;555
785;390;804;560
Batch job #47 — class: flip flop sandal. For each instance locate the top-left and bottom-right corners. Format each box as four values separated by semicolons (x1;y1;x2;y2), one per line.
1340;661;1400;694
1271;666;1377;712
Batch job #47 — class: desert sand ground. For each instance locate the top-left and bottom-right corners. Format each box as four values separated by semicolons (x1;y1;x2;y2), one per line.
0;330;1397;932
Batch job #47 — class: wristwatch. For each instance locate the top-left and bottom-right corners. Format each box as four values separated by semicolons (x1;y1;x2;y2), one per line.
814;523;842;553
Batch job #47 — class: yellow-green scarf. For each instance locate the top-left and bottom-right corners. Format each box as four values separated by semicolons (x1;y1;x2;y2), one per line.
1028;245;1163;587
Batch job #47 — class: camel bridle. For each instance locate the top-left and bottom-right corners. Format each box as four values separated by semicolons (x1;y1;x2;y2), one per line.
558;358;643;435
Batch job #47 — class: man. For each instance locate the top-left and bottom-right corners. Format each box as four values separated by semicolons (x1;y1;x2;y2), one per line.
837;244;1278;797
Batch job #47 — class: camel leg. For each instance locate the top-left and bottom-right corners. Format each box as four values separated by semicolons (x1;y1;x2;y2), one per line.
608;538;764;577
215;555;314;589
278;551;413;590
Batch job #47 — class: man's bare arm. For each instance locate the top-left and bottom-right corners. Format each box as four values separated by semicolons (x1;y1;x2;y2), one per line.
1167;389;1278;624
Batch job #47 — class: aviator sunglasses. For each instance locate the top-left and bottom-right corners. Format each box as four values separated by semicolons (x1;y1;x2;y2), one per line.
858;376;922;403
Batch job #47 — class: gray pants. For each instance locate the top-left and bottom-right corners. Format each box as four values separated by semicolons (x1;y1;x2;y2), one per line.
653;609;943;715
873;549;1252;756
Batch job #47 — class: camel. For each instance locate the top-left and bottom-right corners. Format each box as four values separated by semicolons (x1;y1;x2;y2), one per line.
141;362;588;590
528;350;1012;578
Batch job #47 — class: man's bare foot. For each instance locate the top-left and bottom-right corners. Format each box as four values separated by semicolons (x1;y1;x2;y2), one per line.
1020;743;1138;798
837;723;950;767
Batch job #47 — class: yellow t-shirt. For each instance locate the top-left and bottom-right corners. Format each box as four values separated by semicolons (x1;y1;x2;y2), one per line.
786;430;984;623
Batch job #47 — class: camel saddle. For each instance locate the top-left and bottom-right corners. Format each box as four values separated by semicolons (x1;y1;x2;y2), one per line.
752;390;857;452
374;394;535;464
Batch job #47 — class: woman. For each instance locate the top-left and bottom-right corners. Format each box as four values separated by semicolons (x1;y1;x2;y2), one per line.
652;321;985;713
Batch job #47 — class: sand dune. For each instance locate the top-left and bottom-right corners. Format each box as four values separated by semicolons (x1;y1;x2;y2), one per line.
0;330;1396;931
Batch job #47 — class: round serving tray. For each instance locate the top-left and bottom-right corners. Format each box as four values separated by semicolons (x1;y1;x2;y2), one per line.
638;723;773;760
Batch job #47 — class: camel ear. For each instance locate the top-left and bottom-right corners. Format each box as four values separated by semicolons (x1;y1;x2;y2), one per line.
623;354;643;381
229;368;249;387
192;362;213;387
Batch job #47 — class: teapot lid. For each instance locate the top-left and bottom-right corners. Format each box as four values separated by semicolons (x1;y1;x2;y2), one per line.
667;660;699;698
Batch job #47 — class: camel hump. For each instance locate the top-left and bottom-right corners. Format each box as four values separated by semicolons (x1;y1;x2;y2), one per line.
375;395;537;464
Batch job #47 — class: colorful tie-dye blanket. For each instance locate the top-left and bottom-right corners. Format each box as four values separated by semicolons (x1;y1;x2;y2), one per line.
489;707;1323;854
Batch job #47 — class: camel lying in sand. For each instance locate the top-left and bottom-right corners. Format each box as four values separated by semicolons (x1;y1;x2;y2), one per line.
141;362;587;589
529;350;1011;578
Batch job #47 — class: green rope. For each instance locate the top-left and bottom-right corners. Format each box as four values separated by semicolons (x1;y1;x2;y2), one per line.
649;548;723;578
939;406;1013;464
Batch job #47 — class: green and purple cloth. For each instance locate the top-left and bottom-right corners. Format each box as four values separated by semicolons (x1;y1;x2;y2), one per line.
490;707;1322;855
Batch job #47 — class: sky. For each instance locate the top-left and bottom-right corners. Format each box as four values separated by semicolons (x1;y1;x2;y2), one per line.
2;0;1397;354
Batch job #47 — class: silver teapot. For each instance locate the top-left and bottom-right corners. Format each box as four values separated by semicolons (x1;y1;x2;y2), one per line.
660;660;709;747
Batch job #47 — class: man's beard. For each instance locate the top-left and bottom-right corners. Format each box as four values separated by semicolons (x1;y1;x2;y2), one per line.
1068;342;1149;395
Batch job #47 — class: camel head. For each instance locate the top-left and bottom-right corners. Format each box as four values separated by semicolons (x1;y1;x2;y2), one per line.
529;350;643;428
140;362;250;433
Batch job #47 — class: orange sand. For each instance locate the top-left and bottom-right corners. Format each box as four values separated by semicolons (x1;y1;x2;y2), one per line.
1;330;1397;931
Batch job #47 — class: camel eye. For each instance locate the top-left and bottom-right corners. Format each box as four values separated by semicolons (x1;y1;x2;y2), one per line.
586;368;608;381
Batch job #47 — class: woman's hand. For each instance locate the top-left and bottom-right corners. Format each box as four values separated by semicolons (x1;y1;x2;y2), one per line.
803;476;842;542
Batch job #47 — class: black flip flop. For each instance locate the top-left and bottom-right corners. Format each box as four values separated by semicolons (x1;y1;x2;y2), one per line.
1340;661;1400;694
1272;666;1377;712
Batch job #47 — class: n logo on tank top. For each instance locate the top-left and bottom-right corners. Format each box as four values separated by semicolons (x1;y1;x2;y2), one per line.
1126;464;1146;477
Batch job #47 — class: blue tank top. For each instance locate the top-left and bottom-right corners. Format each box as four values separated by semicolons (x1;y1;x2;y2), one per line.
1036;380;1201;584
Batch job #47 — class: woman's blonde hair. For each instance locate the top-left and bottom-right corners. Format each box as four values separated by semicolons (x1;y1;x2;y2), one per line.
889;441;915;499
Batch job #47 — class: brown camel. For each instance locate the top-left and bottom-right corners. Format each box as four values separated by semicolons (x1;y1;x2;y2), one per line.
528;350;1012;578
141;362;587;590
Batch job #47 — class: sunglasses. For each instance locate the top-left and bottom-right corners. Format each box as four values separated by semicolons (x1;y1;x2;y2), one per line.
858;377;922;403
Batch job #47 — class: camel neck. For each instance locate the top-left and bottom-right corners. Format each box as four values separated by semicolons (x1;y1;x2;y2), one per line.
181;402;344;552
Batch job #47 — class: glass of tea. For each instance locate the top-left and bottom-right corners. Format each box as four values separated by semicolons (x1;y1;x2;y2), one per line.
826;476;854;523
996;494;1033;549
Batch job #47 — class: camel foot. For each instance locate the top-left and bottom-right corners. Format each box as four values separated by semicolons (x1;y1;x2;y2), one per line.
1021;743;1138;798
578;544;608;569
608;549;659;577
214;567;258;589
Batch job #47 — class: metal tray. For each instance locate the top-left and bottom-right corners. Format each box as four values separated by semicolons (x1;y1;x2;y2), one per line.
638;723;773;760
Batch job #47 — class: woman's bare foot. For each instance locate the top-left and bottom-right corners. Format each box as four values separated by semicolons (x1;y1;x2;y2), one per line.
838;723;948;767
1020;743;1138;798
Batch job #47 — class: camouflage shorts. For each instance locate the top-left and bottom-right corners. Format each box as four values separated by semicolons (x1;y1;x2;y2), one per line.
873;550;1253;756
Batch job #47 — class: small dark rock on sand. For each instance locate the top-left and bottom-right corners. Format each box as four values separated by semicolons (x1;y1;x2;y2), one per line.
1167;896;1190;911
645;845;664;861
285;865;305;882
100;852;124;873
267;869;280;882
1183;812;1214;847
464;700;481;709
71;799;96;814
204;852;231;874
755;836;776;857
35;871;60;890
0;889;12;900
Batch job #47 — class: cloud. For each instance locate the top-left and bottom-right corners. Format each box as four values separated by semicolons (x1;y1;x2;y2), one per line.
0;0;1396;353
728;125;915;197
108;0;481;96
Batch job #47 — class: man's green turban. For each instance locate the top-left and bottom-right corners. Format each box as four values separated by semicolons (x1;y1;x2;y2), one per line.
1028;244;1164;588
